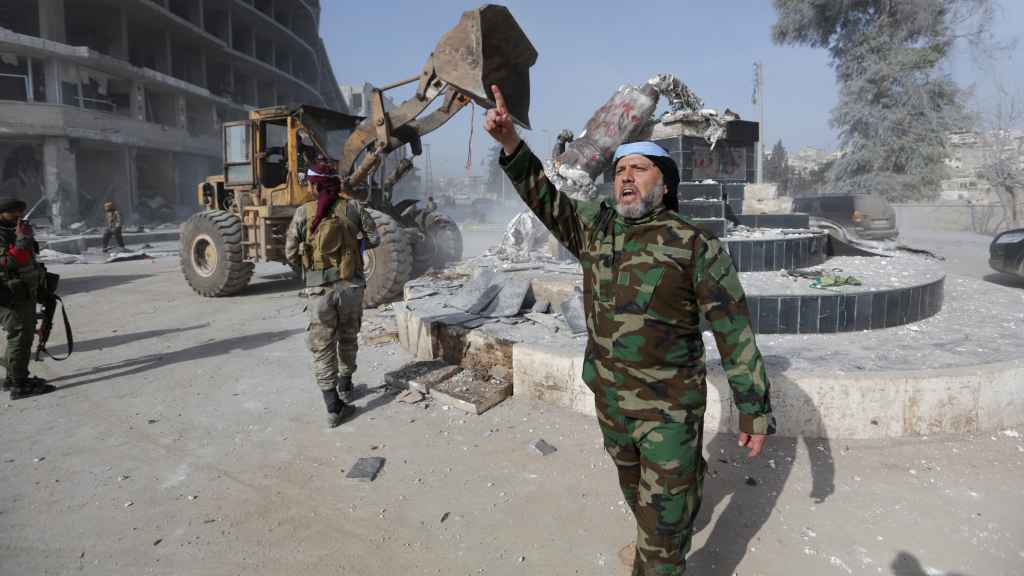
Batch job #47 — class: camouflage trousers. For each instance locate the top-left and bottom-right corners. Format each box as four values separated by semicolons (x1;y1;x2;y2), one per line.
0;299;36;382
305;283;363;391
599;406;705;576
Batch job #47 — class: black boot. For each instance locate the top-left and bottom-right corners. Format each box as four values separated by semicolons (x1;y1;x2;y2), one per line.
337;375;355;403
10;377;56;400
322;388;355;428
5;375;49;392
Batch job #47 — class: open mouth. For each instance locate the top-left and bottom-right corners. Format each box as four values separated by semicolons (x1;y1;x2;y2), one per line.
619;187;638;202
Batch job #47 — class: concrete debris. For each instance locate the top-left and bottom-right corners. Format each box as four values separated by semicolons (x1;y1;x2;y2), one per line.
525;312;562;332
37;249;84;265
481;275;532;318
346;457;386;482
397;389;425;404
531;299;551;314
496;212;555;262
529;439;558;456
429;369;511;415
384;361;462;394
560;290;588;335
449;268;500;313
68;222;85;231
106;252;153;263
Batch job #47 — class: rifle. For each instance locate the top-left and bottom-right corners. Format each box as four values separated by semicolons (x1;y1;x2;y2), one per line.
35;272;73;362
22;197;46;221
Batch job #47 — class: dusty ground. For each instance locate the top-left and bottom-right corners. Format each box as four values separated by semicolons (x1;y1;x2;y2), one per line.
1;231;1023;575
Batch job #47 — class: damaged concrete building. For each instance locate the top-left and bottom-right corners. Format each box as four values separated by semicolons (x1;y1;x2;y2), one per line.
0;0;345;231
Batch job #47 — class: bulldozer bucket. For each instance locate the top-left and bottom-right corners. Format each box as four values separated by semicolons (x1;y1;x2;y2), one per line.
432;4;537;129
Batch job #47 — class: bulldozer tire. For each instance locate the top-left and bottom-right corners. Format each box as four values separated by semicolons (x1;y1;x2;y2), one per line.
363;209;412;307
180;210;254;297
425;214;463;270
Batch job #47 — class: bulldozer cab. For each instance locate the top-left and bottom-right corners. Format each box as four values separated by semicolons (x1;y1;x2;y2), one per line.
218;106;362;211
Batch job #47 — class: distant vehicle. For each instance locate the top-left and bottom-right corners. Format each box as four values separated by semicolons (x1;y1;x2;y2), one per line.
792;194;899;241
989;228;1024;279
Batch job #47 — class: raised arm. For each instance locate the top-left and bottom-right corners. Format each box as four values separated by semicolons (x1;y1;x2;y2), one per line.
485;85;595;257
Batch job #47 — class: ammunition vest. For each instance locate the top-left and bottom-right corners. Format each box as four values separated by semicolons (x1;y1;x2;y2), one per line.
304;198;362;285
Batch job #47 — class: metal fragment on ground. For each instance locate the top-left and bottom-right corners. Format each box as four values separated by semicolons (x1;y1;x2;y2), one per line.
529;439;557;456
346;457;386;482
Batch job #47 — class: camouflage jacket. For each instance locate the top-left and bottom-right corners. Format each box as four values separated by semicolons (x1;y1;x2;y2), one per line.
501;142;774;434
284;196;380;288
106;210;122;230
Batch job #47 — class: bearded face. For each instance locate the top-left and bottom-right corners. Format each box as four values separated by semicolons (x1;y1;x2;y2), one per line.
613;154;666;219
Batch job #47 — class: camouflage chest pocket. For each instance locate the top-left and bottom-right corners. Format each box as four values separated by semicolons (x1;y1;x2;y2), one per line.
587;239;616;304
613;263;665;315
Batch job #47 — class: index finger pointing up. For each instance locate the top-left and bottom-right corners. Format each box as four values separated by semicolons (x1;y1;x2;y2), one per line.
490;84;508;116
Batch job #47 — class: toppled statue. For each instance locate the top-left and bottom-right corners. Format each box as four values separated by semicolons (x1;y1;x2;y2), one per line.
498;73;743;261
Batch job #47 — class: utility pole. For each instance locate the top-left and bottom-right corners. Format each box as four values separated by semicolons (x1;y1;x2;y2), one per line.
423;143;433;199
753;61;765;183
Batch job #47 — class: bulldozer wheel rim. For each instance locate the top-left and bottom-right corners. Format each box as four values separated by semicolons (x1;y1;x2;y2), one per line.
191;234;218;278
363;249;376;277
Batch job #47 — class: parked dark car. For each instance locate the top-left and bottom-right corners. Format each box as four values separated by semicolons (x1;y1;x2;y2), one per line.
989;228;1024;278
792;194;899;240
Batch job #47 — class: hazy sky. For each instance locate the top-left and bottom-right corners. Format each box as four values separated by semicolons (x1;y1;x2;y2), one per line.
321;1;1022;180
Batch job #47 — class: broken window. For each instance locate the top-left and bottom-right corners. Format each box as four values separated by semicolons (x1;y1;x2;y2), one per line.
0;52;29;102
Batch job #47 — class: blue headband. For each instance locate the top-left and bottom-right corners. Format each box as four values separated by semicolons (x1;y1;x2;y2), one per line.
613;141;671;162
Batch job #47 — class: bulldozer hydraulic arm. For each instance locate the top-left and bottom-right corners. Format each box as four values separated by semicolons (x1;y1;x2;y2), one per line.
338;5;537;190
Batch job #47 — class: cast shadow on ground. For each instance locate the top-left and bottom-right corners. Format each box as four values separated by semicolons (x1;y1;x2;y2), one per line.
59;274;154;296
46;324;208;355
687;354;835;576
49;328;303;389
982;272;1024;289
349;384;400;422
237;274;302;297
890;551;971;576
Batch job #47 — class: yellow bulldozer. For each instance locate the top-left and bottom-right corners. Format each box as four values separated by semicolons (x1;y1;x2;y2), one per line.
179;5;536;306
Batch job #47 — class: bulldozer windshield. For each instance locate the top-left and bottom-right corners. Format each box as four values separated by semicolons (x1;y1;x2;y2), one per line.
297;106;361;161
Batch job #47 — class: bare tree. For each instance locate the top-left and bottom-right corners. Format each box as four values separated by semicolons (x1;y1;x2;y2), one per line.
977;88;1024;230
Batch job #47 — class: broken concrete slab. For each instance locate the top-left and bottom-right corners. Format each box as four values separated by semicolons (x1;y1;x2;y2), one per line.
384;360;462;394
560;290;587;335
466;284;502;315
429;370;512;415
531;299;551;314
345;457;385;482
481;275;532;318
449;268;500;313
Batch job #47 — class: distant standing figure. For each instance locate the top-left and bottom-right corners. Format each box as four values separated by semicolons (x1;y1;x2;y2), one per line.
102;201;126;252
424;196;437;213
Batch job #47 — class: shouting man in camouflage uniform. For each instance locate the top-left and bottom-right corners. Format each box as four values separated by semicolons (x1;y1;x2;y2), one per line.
485;86;774;575
285;161;380;428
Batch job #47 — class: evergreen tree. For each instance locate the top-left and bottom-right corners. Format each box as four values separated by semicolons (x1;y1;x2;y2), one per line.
772;0;994;201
